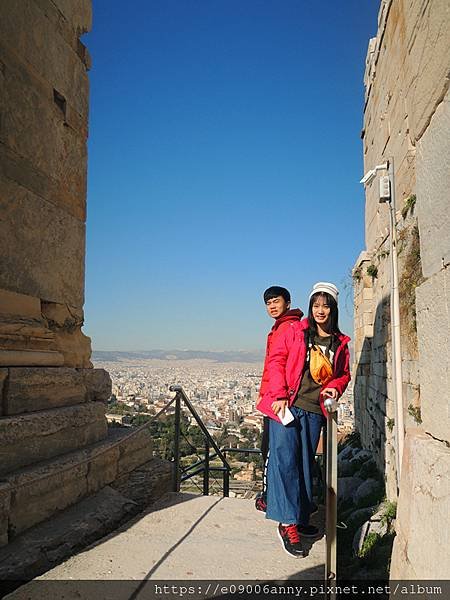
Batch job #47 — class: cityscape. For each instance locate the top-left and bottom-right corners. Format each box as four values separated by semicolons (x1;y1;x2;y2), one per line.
94;352;355;444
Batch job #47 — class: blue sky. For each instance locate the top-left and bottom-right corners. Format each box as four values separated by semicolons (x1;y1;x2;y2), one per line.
84;0;379;351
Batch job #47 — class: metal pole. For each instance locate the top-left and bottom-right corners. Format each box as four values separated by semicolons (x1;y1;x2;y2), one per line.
388;157;405;482
203;439;210;496
173;393;181;492
325;412;337;587
223;466;229;498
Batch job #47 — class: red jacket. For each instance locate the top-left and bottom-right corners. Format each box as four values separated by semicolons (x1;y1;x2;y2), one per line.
257;317;351;422
258;309;304;401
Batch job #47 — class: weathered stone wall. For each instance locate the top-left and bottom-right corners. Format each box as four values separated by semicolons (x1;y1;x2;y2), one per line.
354;0;450;578
0;0;93;368
0;2;173;561
0;0;110;548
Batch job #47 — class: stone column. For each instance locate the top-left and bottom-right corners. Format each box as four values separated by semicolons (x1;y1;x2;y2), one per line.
0;0;111;546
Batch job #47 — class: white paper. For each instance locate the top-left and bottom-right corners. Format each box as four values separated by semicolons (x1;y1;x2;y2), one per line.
279;407;295;426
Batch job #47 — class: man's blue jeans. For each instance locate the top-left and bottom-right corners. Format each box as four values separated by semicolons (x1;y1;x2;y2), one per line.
266;406;325;525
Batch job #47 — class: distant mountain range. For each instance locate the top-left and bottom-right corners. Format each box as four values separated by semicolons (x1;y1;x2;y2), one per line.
92;349;265;363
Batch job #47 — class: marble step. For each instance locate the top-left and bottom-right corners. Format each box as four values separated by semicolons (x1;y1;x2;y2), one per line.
0;402;108;477
2;426;157;543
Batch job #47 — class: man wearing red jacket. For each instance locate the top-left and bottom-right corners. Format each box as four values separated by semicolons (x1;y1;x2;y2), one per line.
255;286;303;512
257;282;351;558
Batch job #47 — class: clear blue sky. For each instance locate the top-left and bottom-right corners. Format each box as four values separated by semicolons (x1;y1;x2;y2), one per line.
84;0;379;351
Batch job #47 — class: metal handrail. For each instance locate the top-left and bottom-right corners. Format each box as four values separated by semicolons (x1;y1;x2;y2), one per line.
221;447;262;455
169;385;232;497
325;411;338;587
169;386;336;582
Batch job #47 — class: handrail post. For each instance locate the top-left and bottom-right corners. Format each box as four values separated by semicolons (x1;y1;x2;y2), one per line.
223;468;229;498
203;440;210;496
222;449;229;498
325;411;338;589
173;392;181;492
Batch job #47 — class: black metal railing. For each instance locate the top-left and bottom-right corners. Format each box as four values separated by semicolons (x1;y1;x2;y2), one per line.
163;386;336;581
170;385;231;496
169;385;263;498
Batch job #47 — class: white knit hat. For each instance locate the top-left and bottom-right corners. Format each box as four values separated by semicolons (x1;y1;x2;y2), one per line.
309;282;339;302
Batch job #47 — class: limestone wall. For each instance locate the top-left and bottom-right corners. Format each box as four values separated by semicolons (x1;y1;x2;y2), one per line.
0;0;110;548
0;2;174;562
0;0;93;368
354;0;450;577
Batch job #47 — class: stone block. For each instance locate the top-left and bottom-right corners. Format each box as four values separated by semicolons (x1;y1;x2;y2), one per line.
117;427;154;476
401;359;420;386
363;324;374;338
0;349;64;367
0;402;107;476
78;368;112;402
0;318;57;358
372;361;387;378
406;2;450;142
0;129;85;224
52;0;92;34
8;455;88;538
5;428;132;537
0;177;85;306
4;367;87;415
391;429;450;578
416;91;450;278
0;52;87;221
41;302;92;367
4;427;159;540
354;478;384;507
363;312;374;326
0;0;90;118
0;482;11;546
338;476;364;506
112;457;173;510
416;270;450;443
0;486;137;582
0;289;41;319
86;445;120;495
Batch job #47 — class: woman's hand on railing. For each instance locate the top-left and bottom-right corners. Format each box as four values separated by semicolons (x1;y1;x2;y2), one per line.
322;388;338;412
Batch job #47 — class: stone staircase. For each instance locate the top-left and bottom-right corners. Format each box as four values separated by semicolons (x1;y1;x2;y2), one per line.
0;367;173;579
7;493;326;598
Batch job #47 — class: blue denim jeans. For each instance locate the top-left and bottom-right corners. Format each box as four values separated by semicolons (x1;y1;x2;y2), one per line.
266;407;325;525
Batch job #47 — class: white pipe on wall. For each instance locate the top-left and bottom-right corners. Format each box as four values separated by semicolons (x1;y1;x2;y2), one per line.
388;157;405;480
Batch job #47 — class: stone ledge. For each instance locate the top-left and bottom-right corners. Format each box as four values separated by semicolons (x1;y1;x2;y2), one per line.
1;367;111;416
0;349;65;368
0;486;137;581
4;426;154;539
0;402;107;476
4;367;87;415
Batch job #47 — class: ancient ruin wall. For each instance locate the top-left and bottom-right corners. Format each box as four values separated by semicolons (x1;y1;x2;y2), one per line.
0;0;93;368
354;0;450;577
0;0;112;549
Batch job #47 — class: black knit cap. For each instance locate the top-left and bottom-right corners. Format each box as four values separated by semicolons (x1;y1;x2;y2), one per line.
263;286;291;304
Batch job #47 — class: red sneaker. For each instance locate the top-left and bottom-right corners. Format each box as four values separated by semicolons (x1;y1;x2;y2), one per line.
255;496;267;513
277;524;305;557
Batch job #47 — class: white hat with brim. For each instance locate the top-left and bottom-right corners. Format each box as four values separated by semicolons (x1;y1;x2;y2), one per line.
309;282;339;302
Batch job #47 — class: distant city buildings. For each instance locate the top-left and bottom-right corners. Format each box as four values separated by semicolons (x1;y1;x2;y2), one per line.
95;359;354;438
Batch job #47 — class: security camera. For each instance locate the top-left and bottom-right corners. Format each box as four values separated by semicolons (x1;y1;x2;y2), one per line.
360;169;376;185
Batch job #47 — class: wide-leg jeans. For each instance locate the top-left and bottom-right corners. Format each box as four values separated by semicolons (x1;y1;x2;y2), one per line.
266;406;325;525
